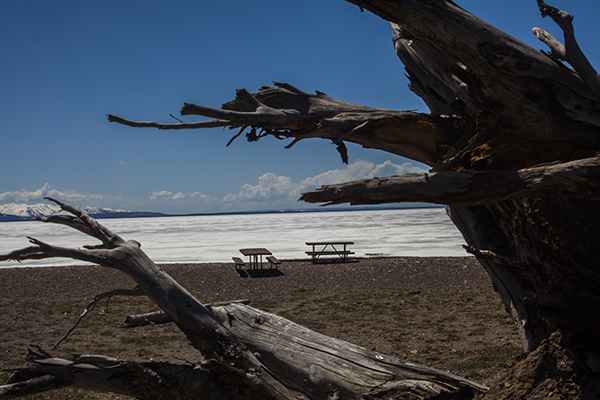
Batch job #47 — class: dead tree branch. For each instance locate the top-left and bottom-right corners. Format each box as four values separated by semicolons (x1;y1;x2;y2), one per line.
107;114;231;130
300;156;600;206
536;0;600;99
110;83;463;166
54;288;145;349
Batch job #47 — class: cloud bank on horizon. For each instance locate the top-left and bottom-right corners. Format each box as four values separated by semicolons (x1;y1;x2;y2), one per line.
0;160;426;214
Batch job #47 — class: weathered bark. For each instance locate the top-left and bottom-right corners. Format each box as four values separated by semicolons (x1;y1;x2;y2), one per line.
0;199;484;399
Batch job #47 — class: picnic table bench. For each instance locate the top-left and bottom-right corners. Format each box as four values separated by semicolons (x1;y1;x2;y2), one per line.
266;255;281;269
232;257;245;270
305;241;354;263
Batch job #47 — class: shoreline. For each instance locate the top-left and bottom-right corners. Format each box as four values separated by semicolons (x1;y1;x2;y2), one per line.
0;254;475;270
0;256;489;301
0;255;474;268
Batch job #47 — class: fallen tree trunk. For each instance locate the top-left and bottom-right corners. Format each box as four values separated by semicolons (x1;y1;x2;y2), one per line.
209;302;486;399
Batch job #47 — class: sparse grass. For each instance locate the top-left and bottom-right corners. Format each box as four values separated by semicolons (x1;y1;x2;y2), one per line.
449;345;521;378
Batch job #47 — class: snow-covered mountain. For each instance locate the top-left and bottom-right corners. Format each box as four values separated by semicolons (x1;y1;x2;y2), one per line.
0;203;62;218
0;203;166;221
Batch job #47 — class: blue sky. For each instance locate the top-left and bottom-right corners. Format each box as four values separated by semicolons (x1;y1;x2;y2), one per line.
2;1;599;214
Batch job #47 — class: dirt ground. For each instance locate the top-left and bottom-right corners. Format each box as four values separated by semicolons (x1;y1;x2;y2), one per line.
0;257;523;399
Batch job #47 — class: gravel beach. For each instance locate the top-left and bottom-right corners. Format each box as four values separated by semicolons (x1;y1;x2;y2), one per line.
0;257;521;399
0;256;490;301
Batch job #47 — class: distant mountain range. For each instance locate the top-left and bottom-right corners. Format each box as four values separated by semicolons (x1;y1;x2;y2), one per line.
0;203;166;222
0;203;441;222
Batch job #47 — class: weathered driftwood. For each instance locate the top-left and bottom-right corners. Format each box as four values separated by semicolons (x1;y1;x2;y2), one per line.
209;302;486;399
121;310;172;328
0;199;484;400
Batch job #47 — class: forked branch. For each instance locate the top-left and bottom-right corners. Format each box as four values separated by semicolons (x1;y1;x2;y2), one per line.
535;0;600;99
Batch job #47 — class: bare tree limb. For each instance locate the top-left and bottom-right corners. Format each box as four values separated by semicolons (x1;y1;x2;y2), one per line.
463;245;521;268
532;27;567;61
54;288;145;349
43;197;125;249
0;201;238;361
537;0;600;100
107;114;231;130
0;236;110;265
300;156;600;206
109;83;462;166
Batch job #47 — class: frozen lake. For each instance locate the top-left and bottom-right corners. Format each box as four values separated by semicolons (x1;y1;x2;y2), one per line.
0;207;469;267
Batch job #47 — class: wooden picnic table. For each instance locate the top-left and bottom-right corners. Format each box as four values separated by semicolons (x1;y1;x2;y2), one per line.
305;241;354;263
239;248;272;269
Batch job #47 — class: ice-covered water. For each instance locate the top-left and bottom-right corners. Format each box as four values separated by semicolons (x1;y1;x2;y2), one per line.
0;207;469;267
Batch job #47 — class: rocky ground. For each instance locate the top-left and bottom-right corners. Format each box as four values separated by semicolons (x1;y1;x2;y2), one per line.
0;257;522;399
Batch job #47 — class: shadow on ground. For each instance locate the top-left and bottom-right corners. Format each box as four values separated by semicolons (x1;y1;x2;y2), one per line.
237;268;285;278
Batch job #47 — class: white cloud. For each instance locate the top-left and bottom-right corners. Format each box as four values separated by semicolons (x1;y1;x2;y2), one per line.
222;173;297;203
148;190;209;201
298;160;424;191
223;160;427;207
119;159;142;165
143;189;220;214
0;183;103;204
365;160;426;179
